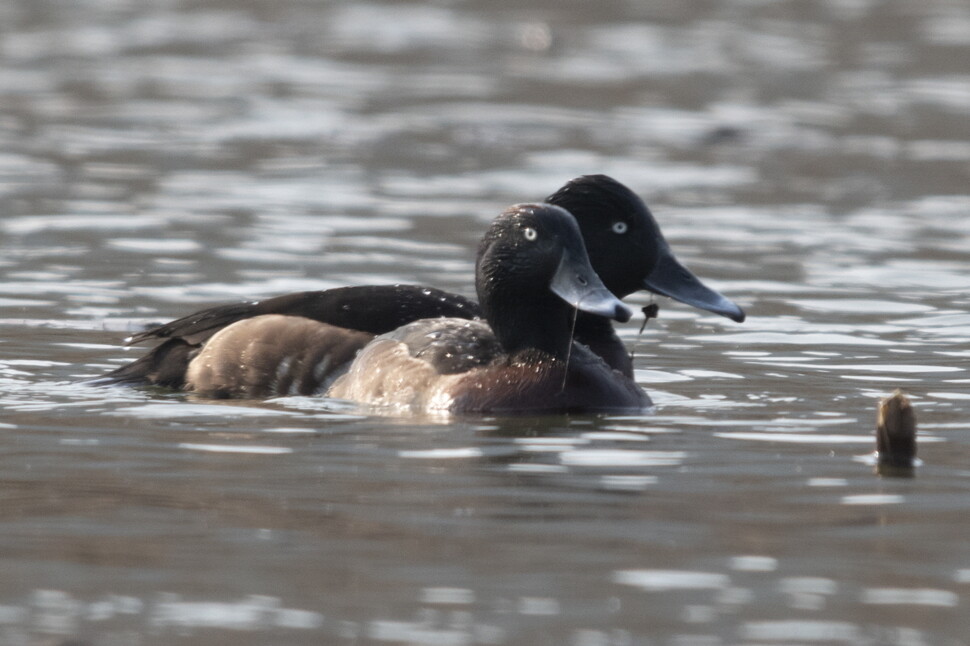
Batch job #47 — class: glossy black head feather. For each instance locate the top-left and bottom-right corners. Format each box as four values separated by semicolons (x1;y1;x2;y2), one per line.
546;174;663;299
475;203;630;358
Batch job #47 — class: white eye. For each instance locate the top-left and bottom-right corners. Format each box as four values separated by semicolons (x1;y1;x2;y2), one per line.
612;221;628;234
523;227;538;241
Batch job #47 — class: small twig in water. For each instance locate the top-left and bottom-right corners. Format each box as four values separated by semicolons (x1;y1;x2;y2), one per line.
639;303;659;335
631;302;660;366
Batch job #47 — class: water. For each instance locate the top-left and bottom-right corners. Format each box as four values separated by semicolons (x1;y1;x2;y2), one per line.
2;0;970;644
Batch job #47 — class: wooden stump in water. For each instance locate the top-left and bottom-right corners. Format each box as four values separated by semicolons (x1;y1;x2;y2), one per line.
876;389;917;477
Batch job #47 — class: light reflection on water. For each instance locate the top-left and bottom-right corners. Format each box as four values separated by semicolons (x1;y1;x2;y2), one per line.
1;0;970;644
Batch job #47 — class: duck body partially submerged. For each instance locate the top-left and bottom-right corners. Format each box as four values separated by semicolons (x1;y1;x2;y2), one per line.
92;175;745;413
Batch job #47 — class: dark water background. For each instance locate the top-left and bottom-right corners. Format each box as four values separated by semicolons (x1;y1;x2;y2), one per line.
2;0;970;644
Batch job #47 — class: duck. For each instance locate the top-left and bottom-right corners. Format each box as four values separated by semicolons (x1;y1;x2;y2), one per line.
93;175;744;393
545;174;744;375
193;204;649;413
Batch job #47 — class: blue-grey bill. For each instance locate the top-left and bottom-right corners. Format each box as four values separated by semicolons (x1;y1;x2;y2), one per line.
550;251;633;323
642;246;746;323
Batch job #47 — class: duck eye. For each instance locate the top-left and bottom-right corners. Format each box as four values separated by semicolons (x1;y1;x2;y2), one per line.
612;221;628;234
523;227;538;241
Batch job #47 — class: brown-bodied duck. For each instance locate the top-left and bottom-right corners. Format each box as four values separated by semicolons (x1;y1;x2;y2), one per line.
194;204;647;413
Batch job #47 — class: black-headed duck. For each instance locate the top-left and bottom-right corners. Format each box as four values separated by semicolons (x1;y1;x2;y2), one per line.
94;175;744;392
190;204;648;413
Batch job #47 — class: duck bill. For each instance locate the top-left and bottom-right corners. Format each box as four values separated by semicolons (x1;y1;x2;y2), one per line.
642;244;746;323
550;250;633;323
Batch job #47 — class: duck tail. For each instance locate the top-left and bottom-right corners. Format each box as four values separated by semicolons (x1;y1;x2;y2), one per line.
85;338;197;389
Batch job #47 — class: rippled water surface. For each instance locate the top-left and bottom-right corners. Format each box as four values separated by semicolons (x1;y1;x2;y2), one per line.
2;0;970;644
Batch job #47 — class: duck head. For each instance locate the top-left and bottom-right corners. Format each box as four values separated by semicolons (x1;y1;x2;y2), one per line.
547;174;745;323
476;203;632;359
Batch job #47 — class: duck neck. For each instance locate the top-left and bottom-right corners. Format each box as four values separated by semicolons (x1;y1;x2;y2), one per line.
481;287;576;361
574;312;632;377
